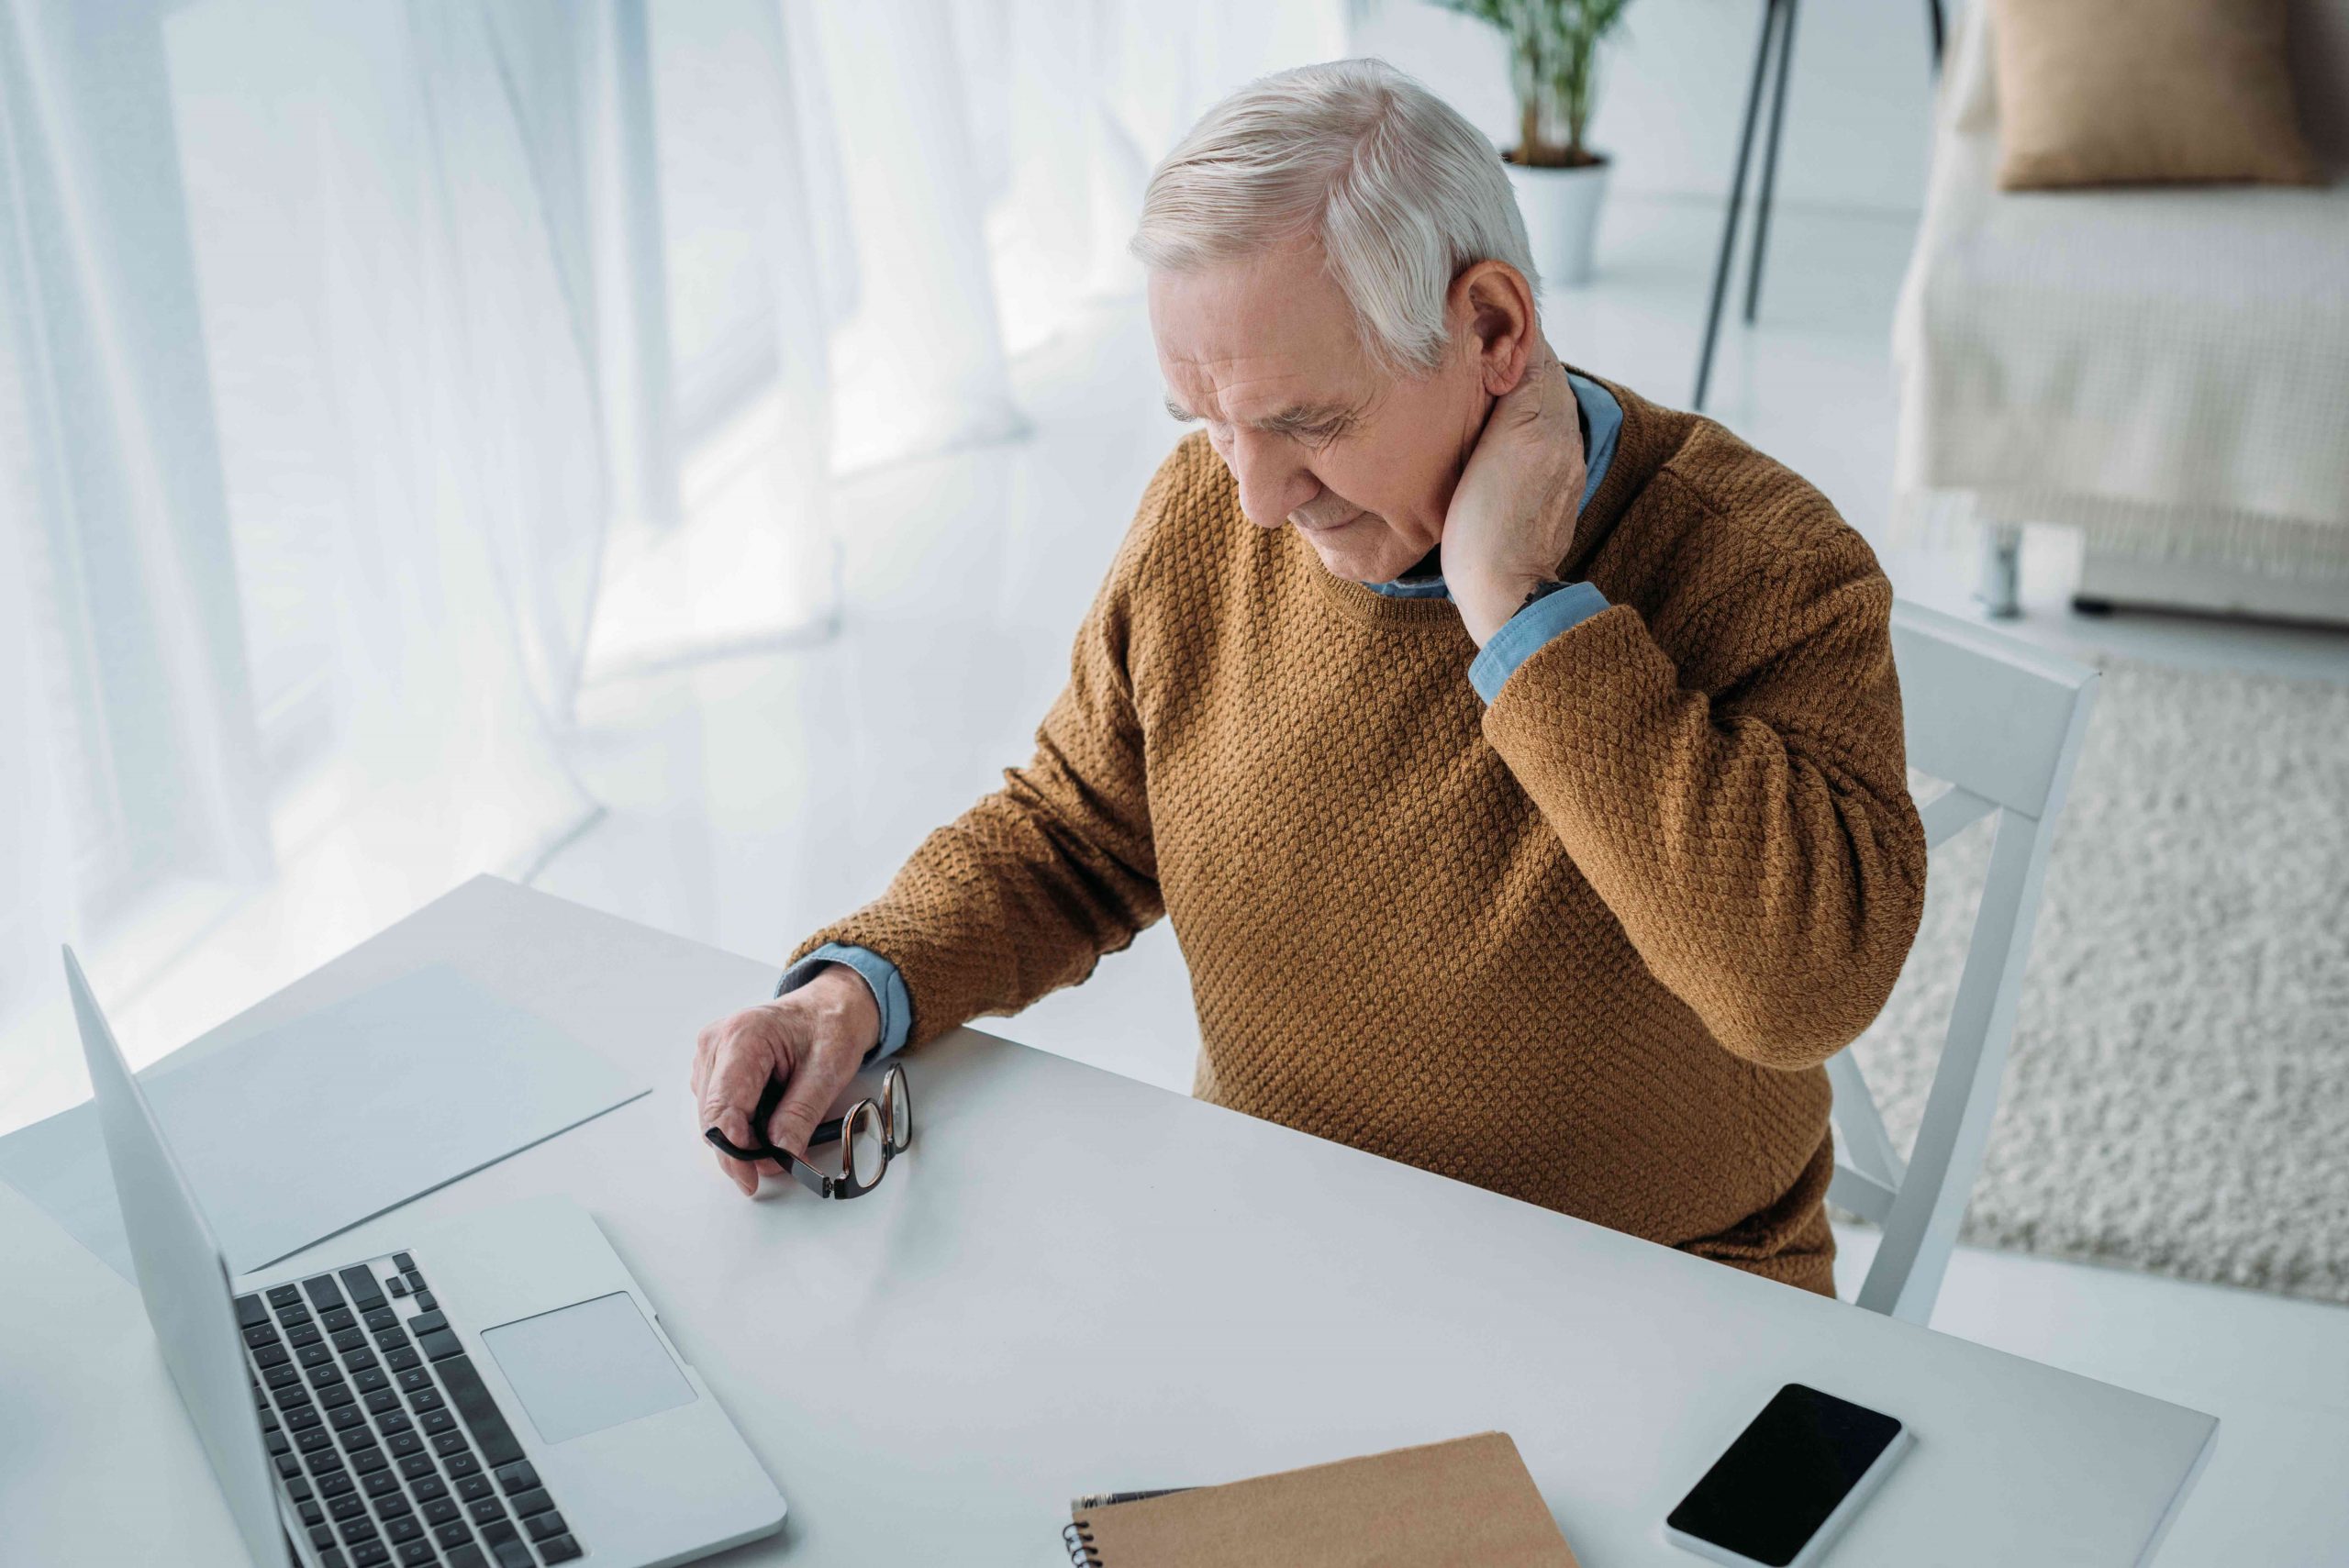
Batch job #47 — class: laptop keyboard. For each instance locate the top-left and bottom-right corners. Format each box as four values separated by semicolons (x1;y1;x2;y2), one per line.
239;1254;584;1567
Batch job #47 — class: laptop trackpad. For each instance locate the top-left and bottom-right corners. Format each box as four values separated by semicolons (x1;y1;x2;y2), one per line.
481;1292;696;1444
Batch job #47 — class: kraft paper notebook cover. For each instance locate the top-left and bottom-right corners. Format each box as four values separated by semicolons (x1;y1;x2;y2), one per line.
1063;1431;1580;1567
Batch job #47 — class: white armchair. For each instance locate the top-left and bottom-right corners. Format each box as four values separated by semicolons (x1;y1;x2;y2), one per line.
1892;0;2349;621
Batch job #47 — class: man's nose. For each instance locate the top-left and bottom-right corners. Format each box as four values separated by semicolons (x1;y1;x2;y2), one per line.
1226;433;1319;530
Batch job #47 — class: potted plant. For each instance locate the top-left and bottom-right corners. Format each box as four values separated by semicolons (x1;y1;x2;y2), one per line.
1435;0;1632;288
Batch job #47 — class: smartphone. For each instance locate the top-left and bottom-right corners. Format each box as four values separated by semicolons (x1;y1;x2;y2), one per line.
1664;1384;1912;1568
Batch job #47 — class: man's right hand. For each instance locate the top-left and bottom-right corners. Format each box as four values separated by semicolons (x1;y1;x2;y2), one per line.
691;963;881;1196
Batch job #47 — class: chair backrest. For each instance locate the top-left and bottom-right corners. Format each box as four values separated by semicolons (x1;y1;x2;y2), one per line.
1828;602;2098;1323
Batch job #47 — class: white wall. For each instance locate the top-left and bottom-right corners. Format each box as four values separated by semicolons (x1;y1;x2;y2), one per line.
1349;0;1945;217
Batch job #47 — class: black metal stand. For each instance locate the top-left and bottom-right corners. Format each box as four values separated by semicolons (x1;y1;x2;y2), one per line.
1692;0;1947;412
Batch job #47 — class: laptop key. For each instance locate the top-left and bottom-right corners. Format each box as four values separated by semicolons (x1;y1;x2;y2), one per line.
330;1493;370;1521
267;1363;304;1389
384;1516;425;1542
363;1469;405;1497
323;1306;358;1332
376;1327;412;1352
491;1462;537;1496
313;1362;349;1388
412;1475;451;1503
276;1304;314;1328
300;1500;326;1527
480;1523;532;1568
341;1427;379;1454
386;1429;423;1456
340;1516;381;1544
267;1284;304;1308
399;1542;439;1567
364;1307;402;1332
419;1329;465;1362
521;1512;566;1544
414;1290;438;1312
355;1367;391;1393
353;1448;391;1473
423;1497;462;1525
319;1551;349;1568
456;1474;495;1502
386;1347;423;1373
536;1536;580;1564
243;1325;281;1350
367;1389;402;1415
399;1452;439;1480
436;1521;474;1549
467;1496;507;1526
334;1328;371;1353
253;1343;290;1369
297;1428;336;1454
331;1403;369;1429
319;1471;357;1498
388;1274;411;1296
375;1491;414;1518
237;1293;271;1328
432;1430;473;1457
305;1273;347;1310
407;1310;449;1337
265;1429;292;1456
274;1453;303;1479
441;1452;482;1479
322;1383;357;1409
444;1546;488;1568
398;1370;435;1396
302;1344;338;1368
404;1270;428;1292
340;1265;388;1312
420;1409;456;1435
506;1488;551;1518
407;1389;444;1413
349;1544;392;1568
433;1356;526;1468
287;1475;316;1503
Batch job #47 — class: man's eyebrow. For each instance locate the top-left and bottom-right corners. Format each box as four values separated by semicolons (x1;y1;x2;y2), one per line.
1162;395;1357;433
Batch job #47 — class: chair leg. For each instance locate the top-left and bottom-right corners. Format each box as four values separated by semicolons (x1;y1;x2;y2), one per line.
1976;523;2023;618
1693;0;1785;412
1742;0;1799;325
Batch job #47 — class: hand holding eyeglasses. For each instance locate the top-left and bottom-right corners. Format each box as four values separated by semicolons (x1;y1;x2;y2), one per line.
706;1063;913;1199
690;964;884;1196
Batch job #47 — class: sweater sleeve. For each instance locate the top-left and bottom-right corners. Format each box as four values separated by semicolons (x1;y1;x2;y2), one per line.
784;455;1175;1051
1480;540;1927;1072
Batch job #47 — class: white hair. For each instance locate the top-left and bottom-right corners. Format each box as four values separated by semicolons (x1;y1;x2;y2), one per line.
1132;58;1539;377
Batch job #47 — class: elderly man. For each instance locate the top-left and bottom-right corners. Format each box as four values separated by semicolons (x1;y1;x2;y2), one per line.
692;60;1925;1295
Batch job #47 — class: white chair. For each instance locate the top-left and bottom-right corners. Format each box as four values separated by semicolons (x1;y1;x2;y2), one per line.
1827;602;2099;1323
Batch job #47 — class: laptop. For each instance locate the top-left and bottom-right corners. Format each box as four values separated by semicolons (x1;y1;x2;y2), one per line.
64;947;786;1568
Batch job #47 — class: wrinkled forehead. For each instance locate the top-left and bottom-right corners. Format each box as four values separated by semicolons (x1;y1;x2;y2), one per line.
1145;245;1376;419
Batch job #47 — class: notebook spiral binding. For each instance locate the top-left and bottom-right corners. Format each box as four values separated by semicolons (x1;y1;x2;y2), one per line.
1063;1522;1103;1566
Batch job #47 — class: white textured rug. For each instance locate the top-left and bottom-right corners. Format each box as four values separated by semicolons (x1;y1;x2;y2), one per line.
1846;655;2349;1304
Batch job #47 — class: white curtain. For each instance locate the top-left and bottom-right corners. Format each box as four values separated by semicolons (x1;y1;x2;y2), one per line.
0;0;1343;1132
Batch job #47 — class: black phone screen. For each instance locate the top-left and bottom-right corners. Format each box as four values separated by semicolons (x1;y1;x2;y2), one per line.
1666;1384;1904;1566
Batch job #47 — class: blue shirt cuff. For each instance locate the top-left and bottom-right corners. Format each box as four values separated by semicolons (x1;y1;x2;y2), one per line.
776;942;912;1062
1467;582;1611;705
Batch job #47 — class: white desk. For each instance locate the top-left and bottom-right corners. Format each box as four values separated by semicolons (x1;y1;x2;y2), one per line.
2;876;2216;1565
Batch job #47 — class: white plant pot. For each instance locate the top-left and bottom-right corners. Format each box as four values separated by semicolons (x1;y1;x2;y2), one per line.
1506;157;1611;290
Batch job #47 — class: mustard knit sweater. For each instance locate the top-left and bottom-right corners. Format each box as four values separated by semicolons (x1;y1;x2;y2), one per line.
792;376;1927;1295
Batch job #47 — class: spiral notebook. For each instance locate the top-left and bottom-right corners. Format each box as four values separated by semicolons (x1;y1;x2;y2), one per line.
1062;1431;1580;1567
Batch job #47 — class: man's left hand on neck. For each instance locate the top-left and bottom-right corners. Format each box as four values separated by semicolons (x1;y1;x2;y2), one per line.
1439;337;1589;648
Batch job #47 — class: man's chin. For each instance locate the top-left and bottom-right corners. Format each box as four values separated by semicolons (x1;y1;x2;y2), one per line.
1308;539;1417;585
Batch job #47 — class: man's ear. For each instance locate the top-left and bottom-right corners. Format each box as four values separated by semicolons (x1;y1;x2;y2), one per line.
1451;261;1539;396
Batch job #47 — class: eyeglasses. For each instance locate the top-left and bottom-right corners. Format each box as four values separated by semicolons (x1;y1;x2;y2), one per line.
704;1063;913;1200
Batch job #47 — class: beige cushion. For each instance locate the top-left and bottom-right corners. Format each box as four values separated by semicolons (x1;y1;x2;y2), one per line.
1991;0;2324;188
